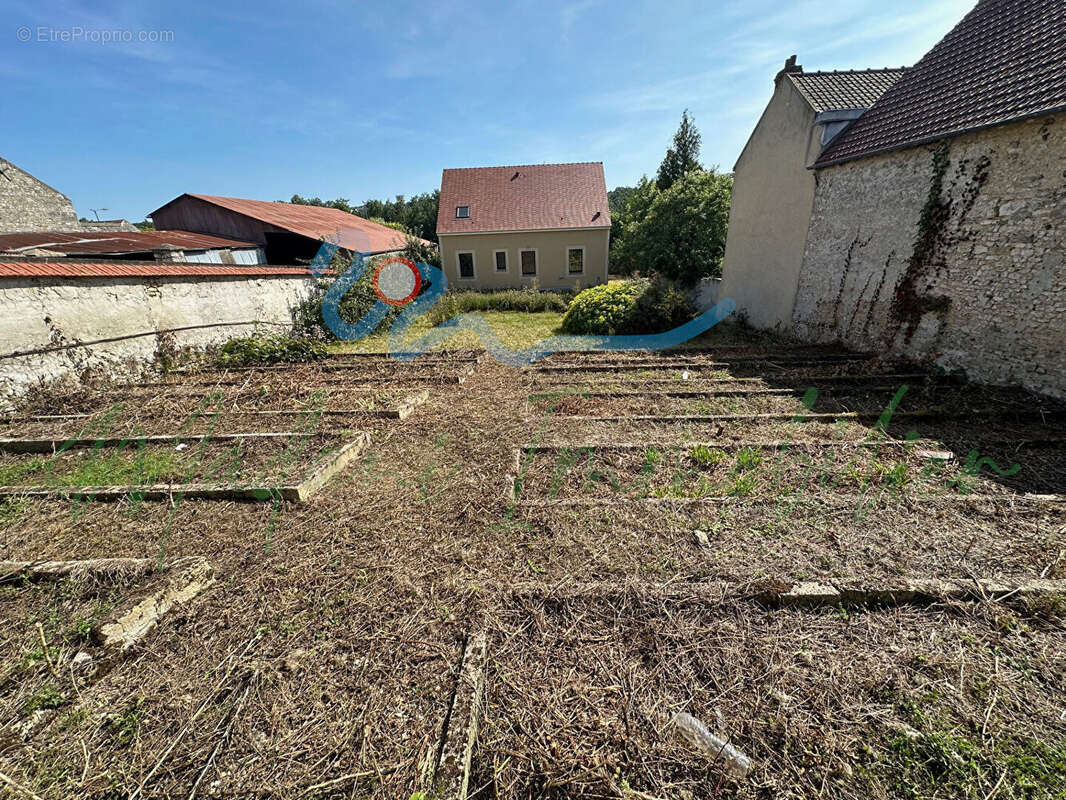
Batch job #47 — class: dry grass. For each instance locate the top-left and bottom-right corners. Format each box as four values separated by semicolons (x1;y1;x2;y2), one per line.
0;341;1062;798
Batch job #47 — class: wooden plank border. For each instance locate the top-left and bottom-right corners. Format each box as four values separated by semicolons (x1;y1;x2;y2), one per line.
0;433;370;504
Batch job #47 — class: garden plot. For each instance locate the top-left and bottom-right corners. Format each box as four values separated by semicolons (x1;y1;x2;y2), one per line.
475;596;1066;800
0;557;213;744
6;388;429;439
0;431;367;503
528;382;1053;419
530;371;936;393
510;440;1042;502
538;346;873;364
168;356;478;384
506;491;1065;583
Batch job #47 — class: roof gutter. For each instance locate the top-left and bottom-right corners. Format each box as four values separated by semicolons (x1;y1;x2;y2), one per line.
437;225;612;237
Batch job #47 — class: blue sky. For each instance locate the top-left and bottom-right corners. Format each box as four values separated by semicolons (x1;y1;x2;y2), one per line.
3;0;977;222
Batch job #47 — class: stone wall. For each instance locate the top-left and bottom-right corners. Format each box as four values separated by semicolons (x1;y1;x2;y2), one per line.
793;115;1066;398
0;158;82;232
0;273;318;408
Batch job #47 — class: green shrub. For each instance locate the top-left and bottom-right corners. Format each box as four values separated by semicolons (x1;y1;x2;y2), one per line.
296;240;439;340
426;288;570;325
560;279;695;335
218;334;327;366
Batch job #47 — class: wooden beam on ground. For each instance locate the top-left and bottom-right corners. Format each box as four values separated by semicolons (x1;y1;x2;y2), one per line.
0;431;306;454
0;558;153;584
509;577;1066;609
0;433;370;504
427;631;487;800
93;557;215;652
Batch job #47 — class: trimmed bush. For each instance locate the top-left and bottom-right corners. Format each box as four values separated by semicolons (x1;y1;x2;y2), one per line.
560;280;695;335
426;288;571;325
218;334;327;366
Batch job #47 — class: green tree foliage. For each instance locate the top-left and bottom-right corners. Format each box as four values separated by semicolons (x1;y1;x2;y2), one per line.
656;109;703;190
621;169;733;284
289;194;356;214
609;177;661;275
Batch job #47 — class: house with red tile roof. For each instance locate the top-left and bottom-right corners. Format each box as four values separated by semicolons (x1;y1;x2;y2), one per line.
436;162;611;290
789;0;1066;398
720;58;906;329
149;193;431;264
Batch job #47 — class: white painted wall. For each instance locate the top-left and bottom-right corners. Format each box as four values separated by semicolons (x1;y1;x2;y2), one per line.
719;78;821;330
0;274;317;408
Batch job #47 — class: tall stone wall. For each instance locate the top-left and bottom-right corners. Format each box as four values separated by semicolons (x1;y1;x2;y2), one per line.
0;274;317;408
793;115;1066;398
0;158;82;232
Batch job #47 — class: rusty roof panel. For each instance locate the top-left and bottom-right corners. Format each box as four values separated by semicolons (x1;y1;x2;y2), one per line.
0;230;259;255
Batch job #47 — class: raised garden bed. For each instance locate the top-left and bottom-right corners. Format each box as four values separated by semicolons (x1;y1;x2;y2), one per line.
0;432;368;503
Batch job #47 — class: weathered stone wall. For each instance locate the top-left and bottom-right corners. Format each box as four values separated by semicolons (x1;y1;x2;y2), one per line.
0;158;82;232
0;274;317;408
793;115;1066;398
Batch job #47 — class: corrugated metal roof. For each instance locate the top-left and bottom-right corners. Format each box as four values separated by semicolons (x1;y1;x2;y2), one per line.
787;68;907;112
816;0;1066;167
152;194;430;252
0;230;259;256
437;162;611;235
0;262;315;278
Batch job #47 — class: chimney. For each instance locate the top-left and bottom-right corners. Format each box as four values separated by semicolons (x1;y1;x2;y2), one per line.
152;245;186;263
775;54;803;82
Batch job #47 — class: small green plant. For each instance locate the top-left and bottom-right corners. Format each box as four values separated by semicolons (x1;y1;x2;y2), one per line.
885;460;911;489
641;448;662;473
735;447;763;472
0;497;28;523
218;334;327;366
105;697;146;746
729;474;757;496
22;684;65;716
689;444;726;467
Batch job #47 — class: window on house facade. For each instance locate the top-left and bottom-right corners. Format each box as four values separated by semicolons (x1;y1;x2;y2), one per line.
456;205;469;218
494;250;508;271
520;249;537;276
567;247;585;274
457;251;475;279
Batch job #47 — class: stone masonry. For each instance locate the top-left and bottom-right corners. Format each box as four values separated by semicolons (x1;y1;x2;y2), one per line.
792;115;1066;398
0;157;82;232
0;273;318;408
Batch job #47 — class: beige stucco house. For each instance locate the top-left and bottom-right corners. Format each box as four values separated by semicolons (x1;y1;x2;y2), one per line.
436;162;611;291
719;60;904;329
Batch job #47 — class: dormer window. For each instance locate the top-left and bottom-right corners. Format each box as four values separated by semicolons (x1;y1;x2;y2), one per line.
456;205;470;219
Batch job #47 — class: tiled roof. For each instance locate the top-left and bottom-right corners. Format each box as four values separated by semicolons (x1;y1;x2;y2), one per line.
0;262;315;279
152;194;430;252
437;162;611;235
787;68;907;112
817;0;1066;167
0;230;258;256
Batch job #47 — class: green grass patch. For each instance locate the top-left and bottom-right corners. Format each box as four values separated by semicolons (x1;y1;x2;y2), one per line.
329;311;564;354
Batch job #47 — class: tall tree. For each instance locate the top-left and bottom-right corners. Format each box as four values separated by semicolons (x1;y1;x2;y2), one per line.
621;169;732;284
656;110;702;191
